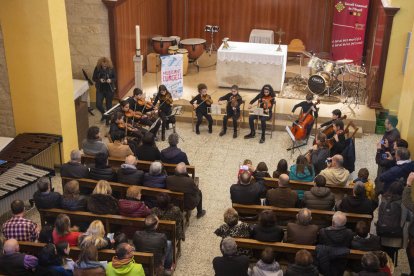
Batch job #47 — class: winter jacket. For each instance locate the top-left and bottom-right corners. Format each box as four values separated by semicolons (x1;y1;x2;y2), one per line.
316;244;350;276
106;257;145;276
135;144;161;162
252;171;271;182
166;173;201;210
133;229;167;267
303;186;335;210
87;194;119;215
143;173;166;189
338;195;376;215
61;195;87;211
73;261;106;276
311;147;330;175
160;146;189;165
285;264;319;276
88;165;116;181
213;254;249;276
107;141;133;159
118;199;151;218
251;224;284;242
351;234;381;251
266;187;298;208
248;260;283;276
60;161;89;179
349;178;376;200
117;164;144;185
286;222;319;245
33;191;61;209
318;226;354;247
289;164;315;182
82;139;108;156
319;166;350;186
380;161;414;191
230;182;265;205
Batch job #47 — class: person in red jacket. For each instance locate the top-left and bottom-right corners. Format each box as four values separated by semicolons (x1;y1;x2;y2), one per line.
118;186;151;218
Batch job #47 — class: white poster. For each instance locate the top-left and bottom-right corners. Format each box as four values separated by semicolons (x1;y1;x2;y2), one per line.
161;54;184;99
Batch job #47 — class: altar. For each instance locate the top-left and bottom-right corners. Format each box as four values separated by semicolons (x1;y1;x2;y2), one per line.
216;41;287;91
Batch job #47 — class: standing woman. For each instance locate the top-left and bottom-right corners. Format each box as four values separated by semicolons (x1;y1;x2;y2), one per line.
245;84;275;143
190;83;213;135
153;85;176;141
93;57;116;125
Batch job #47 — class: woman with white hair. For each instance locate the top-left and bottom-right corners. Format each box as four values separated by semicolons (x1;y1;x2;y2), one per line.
213;237;249;276
143;162;166;189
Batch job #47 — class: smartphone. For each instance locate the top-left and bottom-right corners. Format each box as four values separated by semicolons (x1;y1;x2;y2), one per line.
106;233;114;240
240;165;249;170
381;153;388;159
381;139;385;145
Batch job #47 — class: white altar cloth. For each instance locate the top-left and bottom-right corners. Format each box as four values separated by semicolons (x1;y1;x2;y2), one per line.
249;29;274;44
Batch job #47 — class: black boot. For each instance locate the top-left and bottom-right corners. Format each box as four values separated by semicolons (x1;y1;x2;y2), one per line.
208;125;212;134
233;131;237;138
244;131;255;139
195;127;200;135
259;135;265;143
219;129;226;136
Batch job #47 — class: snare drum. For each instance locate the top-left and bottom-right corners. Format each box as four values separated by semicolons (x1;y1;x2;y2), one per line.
179;38;206;60
152;36;176;55
308;72;331;95
168;45;179;55
307;56;322;70
323;61;335;74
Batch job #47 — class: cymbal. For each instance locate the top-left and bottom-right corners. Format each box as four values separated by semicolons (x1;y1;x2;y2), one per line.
301;51;313;58
336;59;353;64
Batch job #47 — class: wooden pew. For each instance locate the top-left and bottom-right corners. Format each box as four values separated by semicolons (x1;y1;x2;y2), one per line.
38;208;179;263
263;177;353;196
61;177;185;211
234;238;365;260
81;154;196;180
232;203;372;225
19;241;155;276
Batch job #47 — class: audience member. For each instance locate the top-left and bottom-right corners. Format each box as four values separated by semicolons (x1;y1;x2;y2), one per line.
231;171;264;205
135;132;161;161
372;251;392;276
61;180;87;211
113;233;128;249
251;210;283;242
349;168;376;200
359;252;388;276
2;200;39;241
248;247;282;276
88;152;116;181
78;220;112;250
252;162;271;182
318;211;353;247
56;241;76;273
106;243;145;276
238;159;255;178
379;147;414;192
119;186;151;217
60;149;89;178
289;155;315;182
214;208;251;240
376;138;408;175
338;182;376;215
266;174;298;208
33;177;61;209
212;237;249;276
166;162;206;218
152;193;185;241
404;172;414;274
133;215;173;272
352;221;381;251
82;126;108;156
87;180;119;215
319;154;350;186
286;208;318;245
0;239;38;275
272;159;289;179
73;245;106;276
303;175;335;210
143;161;167;189
37;243;69;275
52;214;82;246
117;155;144;185
160;133;189;165
285;249;319;276
310;132;330;175
106;132;133;159
381;115;400;151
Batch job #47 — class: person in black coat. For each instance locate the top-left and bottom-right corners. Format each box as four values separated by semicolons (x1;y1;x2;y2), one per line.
117;155;144;185
320;109;342;138
375;138;408;175
329;119;347;156
160;133;189;165
358;252;389;276
92;57;116;124
310;133;330;175
87;180;119;215
60;149;89;179
213;237;249;276
33;177;61;209
318;211;354;248
251;210;283;242
338;182;376;215
88;152;116;181
190;83;213;135
285;249;319;276
153;85;176;141
135;132;161;162
379;147;414;192
230;171;265;205
218;85;243;138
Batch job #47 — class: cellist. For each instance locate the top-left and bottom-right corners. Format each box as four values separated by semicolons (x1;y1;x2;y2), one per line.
319;109;342;139
291;93;319;139
190;83;213;135
244;84;275;144
218;84;243;138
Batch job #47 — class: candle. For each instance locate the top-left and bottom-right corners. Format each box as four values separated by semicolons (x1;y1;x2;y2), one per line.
135;25;140;55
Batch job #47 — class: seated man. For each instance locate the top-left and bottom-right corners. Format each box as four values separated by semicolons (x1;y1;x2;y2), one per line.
212;237;249;276
338;182;376;215
318;211;354;248
160;133;189;165
319;154;350;186
2;200;39;241
0;239;38;275
303;175;335;210
166;162;206;218
106;242;145;276
88;152;116;181
286;208;319;245
32;177;61;209
117;155;144;185
351;221;381;251
359;252;388;276
133;215;173;273
379;147;414;192
60;149;89;178
266;174;298;208
107;132;134;159
230;171;265;205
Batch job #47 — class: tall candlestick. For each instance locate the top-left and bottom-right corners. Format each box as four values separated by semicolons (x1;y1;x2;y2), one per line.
135;25;140;56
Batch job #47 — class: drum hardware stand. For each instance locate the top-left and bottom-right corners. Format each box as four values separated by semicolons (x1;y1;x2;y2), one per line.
205;25;219;56
275;28;285;52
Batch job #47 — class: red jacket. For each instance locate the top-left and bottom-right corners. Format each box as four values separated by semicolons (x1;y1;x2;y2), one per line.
118;199;151;218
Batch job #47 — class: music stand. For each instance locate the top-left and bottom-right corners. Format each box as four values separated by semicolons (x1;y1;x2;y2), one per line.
285;125;303;157
208;104;226;126
249;108;269;132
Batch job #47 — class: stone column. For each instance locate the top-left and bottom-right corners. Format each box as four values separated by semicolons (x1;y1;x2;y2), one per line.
133;55;143;89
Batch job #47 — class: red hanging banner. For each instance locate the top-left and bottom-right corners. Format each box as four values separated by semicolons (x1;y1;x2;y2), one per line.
331;0;370;62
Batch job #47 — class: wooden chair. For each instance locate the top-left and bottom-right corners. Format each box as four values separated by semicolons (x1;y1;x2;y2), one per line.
287;39;306;64
19;241;155;276
344;121;359;141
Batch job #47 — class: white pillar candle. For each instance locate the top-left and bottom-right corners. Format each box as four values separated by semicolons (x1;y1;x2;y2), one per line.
135;25;140;55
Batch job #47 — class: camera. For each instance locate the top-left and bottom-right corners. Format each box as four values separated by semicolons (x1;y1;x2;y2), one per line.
381;139;385;145
325;158;332;164
381;153;388;159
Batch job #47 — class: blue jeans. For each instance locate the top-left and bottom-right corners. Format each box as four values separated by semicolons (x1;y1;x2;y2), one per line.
164;240;173;269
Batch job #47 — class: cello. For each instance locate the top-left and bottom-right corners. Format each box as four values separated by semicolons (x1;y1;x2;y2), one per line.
290;100;320;141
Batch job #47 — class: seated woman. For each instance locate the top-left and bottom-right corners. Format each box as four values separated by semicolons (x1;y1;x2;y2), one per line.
248;247;283;276
119;186;151;218
73;245;106;275
253;162;271;182
135;132;161;161
56;241;76;273
38;243;71;275
87;180;119;215
106;131;134;159
82;126;108;156
78;220;113;250
61;180;87;211
251;210;283;242
88;152;116;181
52;214;82;246
273;159;289;178
289;155;315;182
151;193;185;241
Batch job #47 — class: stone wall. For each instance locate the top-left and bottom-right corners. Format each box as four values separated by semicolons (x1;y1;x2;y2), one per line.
0;25;16;137
65;0;110;80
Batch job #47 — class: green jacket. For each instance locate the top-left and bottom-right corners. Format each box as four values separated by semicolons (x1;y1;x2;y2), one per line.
106;259;145;276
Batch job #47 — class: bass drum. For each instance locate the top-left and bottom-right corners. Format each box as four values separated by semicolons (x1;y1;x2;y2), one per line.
308;72;331;95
